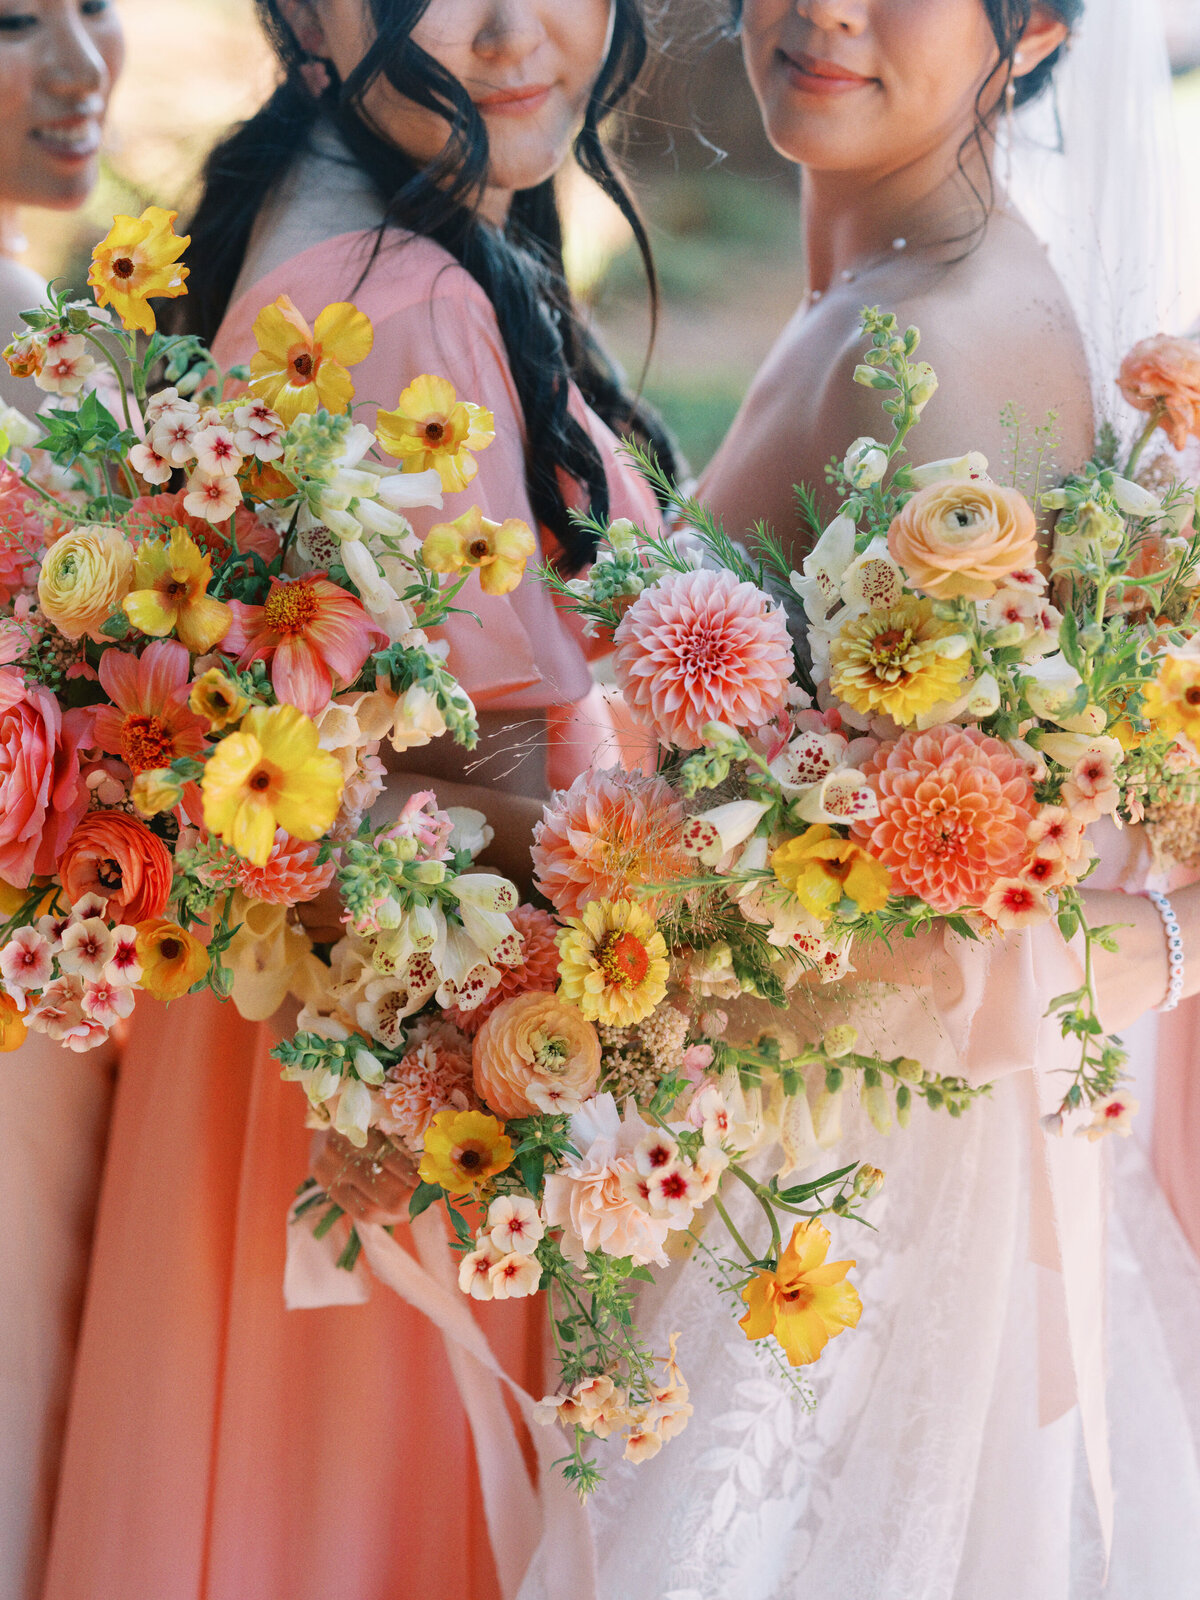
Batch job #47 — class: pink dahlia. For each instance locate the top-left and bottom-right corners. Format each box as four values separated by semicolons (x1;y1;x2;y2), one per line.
444;903;562;1036
614;569;793;750
851;724;1037;913
202;827;336;904
222;575;386;717
92;640;208;776
375;1019;476;1153
532;767;690;918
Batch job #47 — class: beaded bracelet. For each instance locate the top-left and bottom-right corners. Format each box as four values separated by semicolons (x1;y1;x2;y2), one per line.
1145;890;1185;1013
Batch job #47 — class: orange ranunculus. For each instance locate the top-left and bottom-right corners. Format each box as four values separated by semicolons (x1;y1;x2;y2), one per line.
888;479;1039;601
0;991;27;1052
473;992;601;1118
1118;334;1200;452
60;812;172;924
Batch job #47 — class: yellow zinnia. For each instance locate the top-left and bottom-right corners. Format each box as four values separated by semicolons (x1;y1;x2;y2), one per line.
135;919;208;1000
557;899;669;1028
123;527;232;654
830;596;969;725
739;1220;862;1367
771;826;892;923
375;374;496;492
1142;654;1200;744
418;1108;514;1194
421;506;537;596
249;296;374;424
201;703;344;867
88;207;190;335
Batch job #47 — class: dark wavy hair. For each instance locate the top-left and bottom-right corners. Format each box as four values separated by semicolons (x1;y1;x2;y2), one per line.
180;0;675;573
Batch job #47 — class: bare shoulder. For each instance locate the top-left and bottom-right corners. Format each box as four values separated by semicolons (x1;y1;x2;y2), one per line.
0;260;48;413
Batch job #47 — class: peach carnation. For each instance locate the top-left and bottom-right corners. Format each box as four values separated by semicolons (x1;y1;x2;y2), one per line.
203;827;336;904
613;569;793;750
60;811;172;924
888;479;1039;600
1118;334;1200;452
444;903;561;1036
532;768;690;918
852;724;1037;912
473;991;601;1118
375;1019;475;1153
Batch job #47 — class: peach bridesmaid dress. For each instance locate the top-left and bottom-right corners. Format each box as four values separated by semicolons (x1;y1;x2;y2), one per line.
43;149;660;1600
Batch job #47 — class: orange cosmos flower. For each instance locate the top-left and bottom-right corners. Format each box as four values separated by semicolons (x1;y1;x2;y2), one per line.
740;1220;862;1367
248;296;374;424
375;374;495;492
88;207;190;335
135;919;208;1000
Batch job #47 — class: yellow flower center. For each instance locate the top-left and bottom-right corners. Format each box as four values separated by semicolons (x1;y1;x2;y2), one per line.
597;930;650;989
159;937;183;962
264;585;320;637
866;625;917;680
248;765;275;794
454;1141;487;1174
779;1281;815;1309
423;418;446;443
289;348;315;382
1186;687;1200;706
113;256;136;280
121;715;176;775
468;537;491;560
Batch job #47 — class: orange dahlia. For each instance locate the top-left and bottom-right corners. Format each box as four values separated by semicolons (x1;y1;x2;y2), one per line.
851;724;1037;913
444;903;561;1036
202;828;336;905
532;768;691;919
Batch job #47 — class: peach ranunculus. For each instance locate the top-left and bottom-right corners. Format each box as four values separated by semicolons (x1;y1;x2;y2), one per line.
60;811;172;924
473;992;602;1118
1118;334;1200;451
888;480;1039;601
0;677;89;887
38;523;134;642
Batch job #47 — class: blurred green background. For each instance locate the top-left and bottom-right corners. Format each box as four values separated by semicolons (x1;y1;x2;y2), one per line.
21;0;1200;473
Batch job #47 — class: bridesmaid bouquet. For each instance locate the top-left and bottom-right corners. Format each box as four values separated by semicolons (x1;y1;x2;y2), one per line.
0;207;521;1056
547;309;1200;1140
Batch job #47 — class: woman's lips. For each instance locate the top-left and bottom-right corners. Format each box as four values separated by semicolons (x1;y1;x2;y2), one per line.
473;83;554;117
779;50;876;97
30;118;103;161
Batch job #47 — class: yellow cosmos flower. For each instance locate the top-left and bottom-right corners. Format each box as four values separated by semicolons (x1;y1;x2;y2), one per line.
771;826;892;923
201;703;344;867
422;506;537;597
135;919;208;1000
375;374;496;491
0;991;27;1053
88;207;190;335
830;597;969;725
123;527;232;655
418;1108;514;1194
249;296;374;424
557;899;669;1027
1142;654;1200;744
189;667;250;730
739;1220;862;1368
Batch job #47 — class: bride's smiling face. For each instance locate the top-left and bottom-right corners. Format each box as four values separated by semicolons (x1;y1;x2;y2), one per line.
303;0;614;197
739;0;1066;176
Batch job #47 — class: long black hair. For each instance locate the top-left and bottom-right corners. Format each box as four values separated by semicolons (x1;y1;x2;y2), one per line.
181;0;676;573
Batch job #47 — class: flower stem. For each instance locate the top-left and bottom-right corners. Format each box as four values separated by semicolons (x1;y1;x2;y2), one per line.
1124;411;1163;481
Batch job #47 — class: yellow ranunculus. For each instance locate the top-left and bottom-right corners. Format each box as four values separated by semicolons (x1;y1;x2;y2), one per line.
771;826;892;923
123;527;232;654
375;374;495;492
829;596;969;725
88;207;190;335
557;899;669;1028
248;296;374;424
1142;654;1200;744
189;666;250;730
739;1220;862;1367
418;1107;514;1194
421;505;536;596
38;523;134;642
201;703;344;867
135;919;208;1000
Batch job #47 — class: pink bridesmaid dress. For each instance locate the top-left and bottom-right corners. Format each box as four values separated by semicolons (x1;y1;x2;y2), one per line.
42;228;659;1600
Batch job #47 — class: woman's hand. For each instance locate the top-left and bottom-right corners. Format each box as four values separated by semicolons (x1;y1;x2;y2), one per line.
312;1129;419;1226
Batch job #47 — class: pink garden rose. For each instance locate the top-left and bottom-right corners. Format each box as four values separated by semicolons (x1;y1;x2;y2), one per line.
0;672;89;887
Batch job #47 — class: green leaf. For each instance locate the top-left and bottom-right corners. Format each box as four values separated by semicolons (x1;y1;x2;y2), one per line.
408;1181;443;1221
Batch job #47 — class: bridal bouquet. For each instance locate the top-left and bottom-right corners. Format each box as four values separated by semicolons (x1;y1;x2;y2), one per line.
547;308;1200;1141
0;206;519;1055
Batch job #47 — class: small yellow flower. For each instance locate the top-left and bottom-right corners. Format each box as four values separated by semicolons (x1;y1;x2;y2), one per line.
1142;654;1200;743
135;919;208;1000
201;703;344;867
557;899;669;1028
0;991;27;1053
123;527;232;654
248;295;374;424
130;769;185;818
419;1107;514;1194
739;1220;862;1368
189;667;250;730
830;596;968;725
88;207;190;335
38;523;134;643
375;374;496;491
771;826;892;923
422;506;537;597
